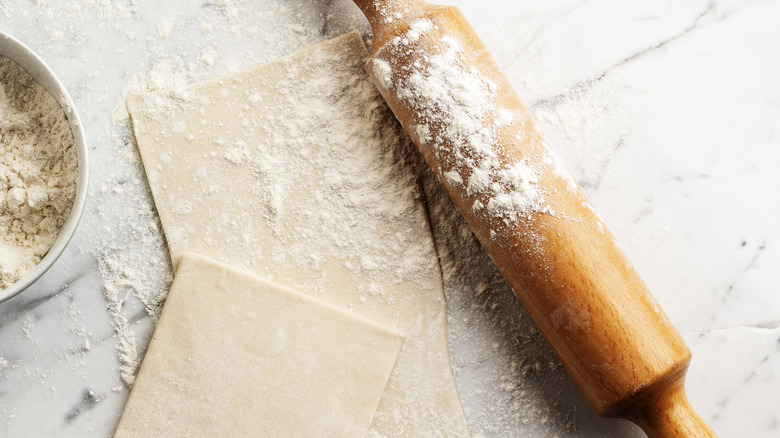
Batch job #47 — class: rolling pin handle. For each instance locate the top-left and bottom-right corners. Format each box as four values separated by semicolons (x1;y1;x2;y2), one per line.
630;384;717;438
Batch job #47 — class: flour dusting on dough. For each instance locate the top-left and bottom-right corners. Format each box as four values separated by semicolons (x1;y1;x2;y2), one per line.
126;32;470;436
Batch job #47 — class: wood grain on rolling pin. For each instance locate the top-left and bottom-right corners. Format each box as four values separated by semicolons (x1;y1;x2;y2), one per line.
354;0;716;436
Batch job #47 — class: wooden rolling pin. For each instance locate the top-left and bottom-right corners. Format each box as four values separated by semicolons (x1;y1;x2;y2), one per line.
353;1;716;436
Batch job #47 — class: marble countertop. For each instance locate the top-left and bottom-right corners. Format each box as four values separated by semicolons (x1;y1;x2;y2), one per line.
0;0;777;436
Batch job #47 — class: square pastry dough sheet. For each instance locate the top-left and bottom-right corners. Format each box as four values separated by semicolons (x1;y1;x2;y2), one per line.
114;253;404;437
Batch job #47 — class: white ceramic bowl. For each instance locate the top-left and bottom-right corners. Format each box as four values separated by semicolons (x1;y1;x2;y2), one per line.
0;31;89;303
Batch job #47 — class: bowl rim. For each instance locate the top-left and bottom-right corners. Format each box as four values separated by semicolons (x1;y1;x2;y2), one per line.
0;30;89;304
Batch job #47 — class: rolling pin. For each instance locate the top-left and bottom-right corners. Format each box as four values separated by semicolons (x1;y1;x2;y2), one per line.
352;0;717;436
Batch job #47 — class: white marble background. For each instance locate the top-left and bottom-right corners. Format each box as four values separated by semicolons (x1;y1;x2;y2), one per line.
0;0;777;437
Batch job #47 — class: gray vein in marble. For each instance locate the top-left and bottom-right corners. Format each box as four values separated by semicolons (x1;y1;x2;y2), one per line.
65;389;99;423
594;3;715;81
530;1;722;110
631;197;654;224
0;270;91;329
498;0;594;72
753;320;780;330
576;134;627;191
690;319;780;333
720;240;767;299
0;293;60;329
711;337;777;420
663;172;711;182
93;305;149;345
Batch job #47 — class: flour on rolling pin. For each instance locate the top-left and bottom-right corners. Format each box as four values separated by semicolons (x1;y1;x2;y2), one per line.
370;19;583;230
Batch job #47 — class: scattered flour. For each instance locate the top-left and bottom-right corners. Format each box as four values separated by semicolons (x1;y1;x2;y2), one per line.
0;56;78;289
0;1;627;436
95;0;361;389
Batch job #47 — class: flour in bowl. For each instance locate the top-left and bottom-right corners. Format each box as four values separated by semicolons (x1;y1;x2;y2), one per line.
0;56;78;288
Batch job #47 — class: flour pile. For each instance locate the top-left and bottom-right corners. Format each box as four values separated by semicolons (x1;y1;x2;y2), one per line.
0;56;77;289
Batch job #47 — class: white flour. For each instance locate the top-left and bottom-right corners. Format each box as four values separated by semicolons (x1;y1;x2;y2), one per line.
91;125;174;388
372;21;543;225
0;56;77;289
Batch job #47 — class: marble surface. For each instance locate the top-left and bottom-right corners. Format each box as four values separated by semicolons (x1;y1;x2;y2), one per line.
0;0;778;436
